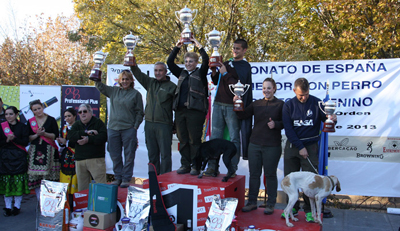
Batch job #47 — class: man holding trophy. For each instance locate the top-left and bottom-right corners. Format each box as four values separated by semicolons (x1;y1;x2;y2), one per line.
282;77;337;222
129;61;176;175
203;39;253;177
167;35;209;175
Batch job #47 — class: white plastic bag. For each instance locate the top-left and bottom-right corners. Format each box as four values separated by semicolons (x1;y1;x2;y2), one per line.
204;195;238;231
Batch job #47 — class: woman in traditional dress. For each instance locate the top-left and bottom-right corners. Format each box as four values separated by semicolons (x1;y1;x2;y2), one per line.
27;99;60;200
0;106;30;216
56;108;77;207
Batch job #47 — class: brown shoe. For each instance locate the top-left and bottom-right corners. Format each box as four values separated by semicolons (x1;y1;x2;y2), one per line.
242;203;257;212
120;181;130;188
264;205;274;215
177;166;190;174
110;179;122;186
190;168;199;175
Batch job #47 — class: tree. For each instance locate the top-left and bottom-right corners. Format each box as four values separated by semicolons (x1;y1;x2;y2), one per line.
73;0;296;64
273;0;400;60
0;14;94;86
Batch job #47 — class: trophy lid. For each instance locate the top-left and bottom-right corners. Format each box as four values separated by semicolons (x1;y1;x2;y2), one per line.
179;6;194;14
233;80;245;89
94;50;108;59
207;28;221;37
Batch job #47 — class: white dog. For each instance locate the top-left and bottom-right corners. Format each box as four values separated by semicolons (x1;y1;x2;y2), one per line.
281;172;341;227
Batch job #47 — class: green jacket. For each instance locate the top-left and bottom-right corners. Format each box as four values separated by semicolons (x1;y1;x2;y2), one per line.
95;81;144;130
67;116;107;161
130;65;176;125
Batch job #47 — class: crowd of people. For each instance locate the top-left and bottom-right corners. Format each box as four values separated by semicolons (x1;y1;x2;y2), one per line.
0;37;336;223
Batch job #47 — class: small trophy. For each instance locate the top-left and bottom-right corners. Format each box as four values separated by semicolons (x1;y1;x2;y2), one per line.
175;6;197;44
89;51;108;82
123;32;139;66
206;28;225;68
229;80;250;111
318;81;337;132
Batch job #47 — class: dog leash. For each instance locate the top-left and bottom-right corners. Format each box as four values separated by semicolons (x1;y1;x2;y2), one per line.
306;156;319;174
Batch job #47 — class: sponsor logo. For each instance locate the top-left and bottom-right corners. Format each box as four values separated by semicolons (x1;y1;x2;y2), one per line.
204;195;214;203
198;217;207;222
356;153;384;159
203;187;218;192
89;214;99;227
383;141;399;153
197;188;202;195
197;199;203;203
293;119;314;126
329;138;357;151
367;141;373;153
167;183;178;189
74;193;87;198
306;109;313;117
197;206;206;213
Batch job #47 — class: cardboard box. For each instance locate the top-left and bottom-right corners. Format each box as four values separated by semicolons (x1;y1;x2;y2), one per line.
83;226;114;231
149;223;184;231
88;183;118;213
143;171;245;228
83;210;116;230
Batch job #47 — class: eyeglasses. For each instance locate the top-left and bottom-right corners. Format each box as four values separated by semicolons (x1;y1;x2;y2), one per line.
78;110;88;114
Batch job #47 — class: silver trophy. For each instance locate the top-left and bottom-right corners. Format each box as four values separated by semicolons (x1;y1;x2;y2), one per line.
318;81;336;132
229;80;250;111
89;51;108;81
123;32;139;66
206;28;225;67
175;6;197;44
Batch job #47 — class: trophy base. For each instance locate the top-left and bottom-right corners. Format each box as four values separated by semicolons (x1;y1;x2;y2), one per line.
124;56;137;66
209;56;222;67
322;122;335;132
89;69;102;82
233;102;244;111
181;33;193;44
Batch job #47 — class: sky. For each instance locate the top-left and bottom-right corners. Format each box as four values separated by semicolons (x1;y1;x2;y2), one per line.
0;0;75;41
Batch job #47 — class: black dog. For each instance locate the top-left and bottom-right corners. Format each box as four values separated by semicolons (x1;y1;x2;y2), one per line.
196;138;237;182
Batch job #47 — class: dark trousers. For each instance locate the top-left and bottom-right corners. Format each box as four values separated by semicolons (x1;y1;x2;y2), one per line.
108;127;137;182
247;143;281;206
284;141;319;213
175;108;206;168
145;121;173;175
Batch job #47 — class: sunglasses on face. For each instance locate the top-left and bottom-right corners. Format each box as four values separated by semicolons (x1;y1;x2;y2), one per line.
78;110;88;114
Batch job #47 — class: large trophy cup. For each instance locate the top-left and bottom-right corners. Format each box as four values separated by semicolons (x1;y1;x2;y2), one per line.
123;33;139;66
89;51;108;82
206;28;225;68
318;81;337;132
229;80;250;111
175;6;197;44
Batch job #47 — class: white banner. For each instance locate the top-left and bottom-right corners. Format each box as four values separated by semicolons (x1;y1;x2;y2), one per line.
107;58;400;197
19;85;61;123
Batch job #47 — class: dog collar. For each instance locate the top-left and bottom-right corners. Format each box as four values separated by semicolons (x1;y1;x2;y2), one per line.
327;176;335;191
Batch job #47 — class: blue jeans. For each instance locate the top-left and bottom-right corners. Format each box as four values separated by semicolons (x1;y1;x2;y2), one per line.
208;102;240;171
108;127;137;182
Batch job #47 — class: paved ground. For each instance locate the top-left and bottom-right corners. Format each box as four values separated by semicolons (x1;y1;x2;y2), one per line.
0;193;399;231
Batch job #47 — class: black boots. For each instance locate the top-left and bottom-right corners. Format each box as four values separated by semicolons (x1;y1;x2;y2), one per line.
3;207;20;217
